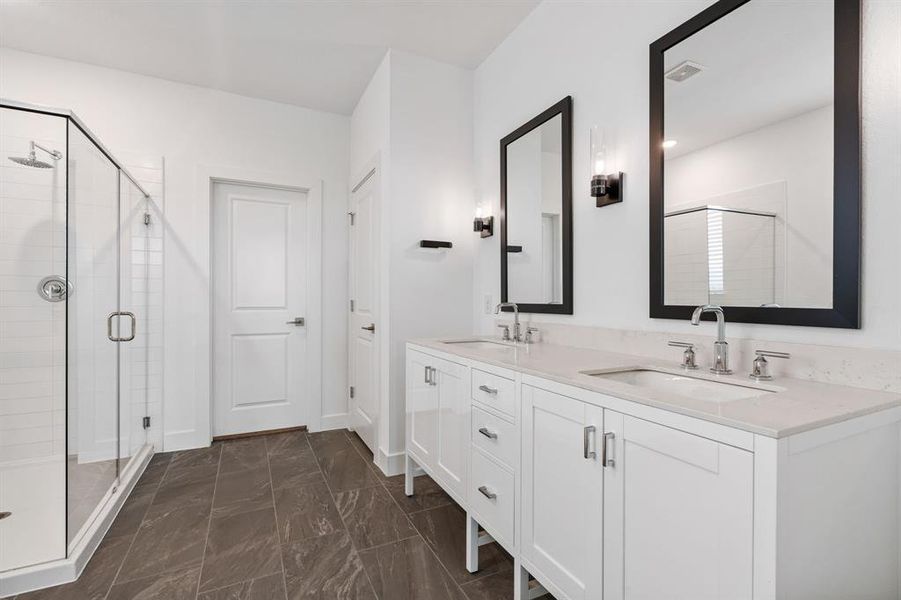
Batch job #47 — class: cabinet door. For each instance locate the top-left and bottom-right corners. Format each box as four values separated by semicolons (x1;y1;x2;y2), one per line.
406;350;438;470
603;411;753;600
432;357;470;499
521;385;604;600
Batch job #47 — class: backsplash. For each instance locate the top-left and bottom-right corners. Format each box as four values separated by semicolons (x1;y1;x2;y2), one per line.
501;320;901;394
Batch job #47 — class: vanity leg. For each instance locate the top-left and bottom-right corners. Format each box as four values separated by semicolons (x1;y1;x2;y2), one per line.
465;512;479;573
513;557;530;600
404;453;415;497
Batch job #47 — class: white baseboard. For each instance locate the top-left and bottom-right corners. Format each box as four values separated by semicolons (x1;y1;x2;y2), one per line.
163;428;208;452
376;448;406;477
317;413;348;432
0;445;153;598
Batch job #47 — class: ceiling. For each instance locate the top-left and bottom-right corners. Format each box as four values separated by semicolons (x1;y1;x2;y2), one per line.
663;0;833;157
0;0;539;115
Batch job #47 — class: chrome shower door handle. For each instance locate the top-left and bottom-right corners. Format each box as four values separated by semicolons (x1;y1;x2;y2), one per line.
107;311;136;342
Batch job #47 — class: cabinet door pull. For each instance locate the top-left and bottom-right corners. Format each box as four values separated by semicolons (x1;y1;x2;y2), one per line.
478;427;498;440
477;485;497;500
429;367;437;386
424;366;431;384
583;425;597;459
478;384;498;395
602;431;616;468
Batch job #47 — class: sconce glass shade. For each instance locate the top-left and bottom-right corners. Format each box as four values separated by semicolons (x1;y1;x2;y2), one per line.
590;126;623;207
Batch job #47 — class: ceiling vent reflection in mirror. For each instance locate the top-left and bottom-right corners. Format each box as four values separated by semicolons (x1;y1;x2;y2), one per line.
665;60;705;82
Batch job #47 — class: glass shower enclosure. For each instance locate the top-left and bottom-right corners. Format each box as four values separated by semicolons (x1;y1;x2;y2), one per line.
0;99;154;584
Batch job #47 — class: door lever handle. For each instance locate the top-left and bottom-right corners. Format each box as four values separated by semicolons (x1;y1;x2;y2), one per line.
286;317;305;326
361;323;376;333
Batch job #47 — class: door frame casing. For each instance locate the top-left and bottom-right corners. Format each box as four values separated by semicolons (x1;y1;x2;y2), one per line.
199;165;323;445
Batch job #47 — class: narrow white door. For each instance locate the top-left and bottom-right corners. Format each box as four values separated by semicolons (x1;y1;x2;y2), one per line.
348;169;379;452
603;411;753;600
521;385;604;600
212;182;308;436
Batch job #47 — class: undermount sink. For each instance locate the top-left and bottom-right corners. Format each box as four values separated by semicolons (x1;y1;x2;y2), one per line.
440;339;517;351
583;368;773;403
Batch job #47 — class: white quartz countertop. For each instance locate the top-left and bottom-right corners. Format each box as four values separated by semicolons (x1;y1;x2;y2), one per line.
409;337;901;438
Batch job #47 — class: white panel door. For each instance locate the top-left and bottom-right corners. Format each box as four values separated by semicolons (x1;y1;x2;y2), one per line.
603;411;753;600
348;169;379;452
405;349;437;470
432;357;469;499
212;182;308;436
521;385;604;600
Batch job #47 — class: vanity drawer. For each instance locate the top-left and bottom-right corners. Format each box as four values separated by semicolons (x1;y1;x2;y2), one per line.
471;369;515;416
471;406;517;468
470;449;515;545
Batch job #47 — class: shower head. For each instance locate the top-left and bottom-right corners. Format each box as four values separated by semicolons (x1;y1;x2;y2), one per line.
8;141;62;169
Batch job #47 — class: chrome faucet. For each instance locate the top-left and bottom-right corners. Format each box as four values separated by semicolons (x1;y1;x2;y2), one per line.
690;304;732;374
494;302;521;342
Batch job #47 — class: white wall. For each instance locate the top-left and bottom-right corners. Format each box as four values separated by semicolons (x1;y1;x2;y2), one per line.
473;0;901;351
0;48;351;451
350;50;474;467
389;50;475;459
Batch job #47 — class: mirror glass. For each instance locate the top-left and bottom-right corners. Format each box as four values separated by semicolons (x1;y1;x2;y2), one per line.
505;115;564;304
663;0;834;309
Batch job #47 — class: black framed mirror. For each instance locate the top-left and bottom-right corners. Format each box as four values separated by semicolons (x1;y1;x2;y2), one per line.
500;96;573;314
649;0;861;328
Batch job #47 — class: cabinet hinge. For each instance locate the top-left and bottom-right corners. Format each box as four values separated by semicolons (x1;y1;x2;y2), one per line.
142;416;151;429
349;386;355;399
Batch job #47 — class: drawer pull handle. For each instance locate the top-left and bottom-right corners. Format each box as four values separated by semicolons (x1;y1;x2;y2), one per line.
477;485;497;500
478;427;498;440
478;385;498;395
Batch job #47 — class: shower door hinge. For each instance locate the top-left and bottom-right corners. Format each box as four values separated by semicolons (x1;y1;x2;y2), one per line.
350;299;355;312
143;213;151;227
142;416;151;429
349;386;355;399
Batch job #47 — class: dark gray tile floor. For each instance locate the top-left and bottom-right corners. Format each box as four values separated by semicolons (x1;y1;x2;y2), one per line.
16;429;519;600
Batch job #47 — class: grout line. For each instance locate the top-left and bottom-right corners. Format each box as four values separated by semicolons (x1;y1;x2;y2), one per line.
343;429;490;594
265;434;290;600
192;445;223;599
102;453;172;600
309;430;380;598
340;429;470;596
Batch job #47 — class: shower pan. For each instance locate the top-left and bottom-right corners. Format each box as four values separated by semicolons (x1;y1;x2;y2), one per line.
0;99;157;596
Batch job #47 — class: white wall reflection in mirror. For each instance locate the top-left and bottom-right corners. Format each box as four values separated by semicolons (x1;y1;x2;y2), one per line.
663;0;834;309
506;114;563;304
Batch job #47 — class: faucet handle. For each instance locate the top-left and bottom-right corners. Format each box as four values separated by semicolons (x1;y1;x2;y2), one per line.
496;324;511;341
749;350;791;381
668;341;698;370
524;327;539;344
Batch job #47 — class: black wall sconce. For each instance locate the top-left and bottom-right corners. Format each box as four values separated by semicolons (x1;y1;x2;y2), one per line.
473;215;494;238
590;126;623;207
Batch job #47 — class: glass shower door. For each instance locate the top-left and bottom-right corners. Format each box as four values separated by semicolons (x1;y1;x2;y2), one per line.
66;122;120;548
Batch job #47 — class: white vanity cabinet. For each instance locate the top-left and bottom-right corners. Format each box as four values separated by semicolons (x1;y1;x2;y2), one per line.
404;343;901;600
405;348;470;503
602;410;754;600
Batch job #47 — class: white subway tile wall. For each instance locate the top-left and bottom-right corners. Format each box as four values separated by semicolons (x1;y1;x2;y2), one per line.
0;107;69;569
